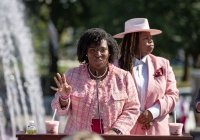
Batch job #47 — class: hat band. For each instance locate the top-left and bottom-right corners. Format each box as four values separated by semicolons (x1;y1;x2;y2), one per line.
125;25;150;32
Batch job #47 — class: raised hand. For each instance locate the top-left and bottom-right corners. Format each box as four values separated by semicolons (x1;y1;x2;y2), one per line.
137;110;153;130
50;73;72;96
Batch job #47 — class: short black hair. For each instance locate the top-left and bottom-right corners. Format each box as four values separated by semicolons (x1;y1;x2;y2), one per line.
77;28;119;63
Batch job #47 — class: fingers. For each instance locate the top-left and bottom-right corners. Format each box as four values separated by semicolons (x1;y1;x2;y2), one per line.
146;110;153;121
138;110;154;131
138;110;154;129
57;73;63;84
50;86;58;91
142;121;153;131
138;110;153;123
138;116;147;124
145;122;151;130
138;112;148;124
54;73;68;87
144;123;149;130
50;73;72;95
143;110;148;118
62;74;66;83
54;76;61;88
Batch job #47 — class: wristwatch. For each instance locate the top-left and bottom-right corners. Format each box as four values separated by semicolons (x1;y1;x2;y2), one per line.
112;128;122;135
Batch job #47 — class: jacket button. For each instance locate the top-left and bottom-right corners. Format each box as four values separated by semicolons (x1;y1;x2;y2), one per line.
100;84;104;88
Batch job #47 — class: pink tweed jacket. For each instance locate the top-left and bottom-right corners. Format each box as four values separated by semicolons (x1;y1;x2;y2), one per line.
51;63;140;134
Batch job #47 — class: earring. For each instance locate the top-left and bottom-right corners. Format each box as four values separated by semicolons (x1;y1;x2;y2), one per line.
86;55;87;57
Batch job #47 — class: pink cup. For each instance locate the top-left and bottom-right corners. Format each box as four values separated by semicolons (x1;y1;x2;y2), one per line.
168;123;183;135
45;121;59;134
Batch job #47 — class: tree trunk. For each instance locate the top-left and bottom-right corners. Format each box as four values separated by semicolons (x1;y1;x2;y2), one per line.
49;42;58;73
48;20;59;73
182;51;189;81
47;20;59;96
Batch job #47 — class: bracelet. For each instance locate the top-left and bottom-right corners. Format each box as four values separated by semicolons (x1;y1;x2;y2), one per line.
112;128;122;135
60;96;69;102
61;93;71;99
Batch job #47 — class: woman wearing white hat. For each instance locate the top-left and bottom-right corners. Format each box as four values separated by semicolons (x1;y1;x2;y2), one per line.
114;18;179;135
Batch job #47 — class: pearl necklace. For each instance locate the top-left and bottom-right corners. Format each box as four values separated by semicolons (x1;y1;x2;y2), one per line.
88;65;108;79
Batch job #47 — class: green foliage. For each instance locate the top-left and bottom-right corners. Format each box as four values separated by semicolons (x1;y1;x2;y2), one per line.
58;65;72;74
22;0;200;79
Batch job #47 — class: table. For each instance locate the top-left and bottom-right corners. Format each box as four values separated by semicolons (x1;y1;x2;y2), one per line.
16;131;193;140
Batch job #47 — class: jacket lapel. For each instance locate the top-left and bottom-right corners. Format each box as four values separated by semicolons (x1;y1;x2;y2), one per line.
146;55;155;101
131;71;140;99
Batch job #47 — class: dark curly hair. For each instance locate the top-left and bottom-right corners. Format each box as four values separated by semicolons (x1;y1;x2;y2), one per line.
77;28;119;63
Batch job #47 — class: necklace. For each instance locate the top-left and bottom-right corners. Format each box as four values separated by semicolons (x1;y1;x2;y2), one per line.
88;65;108;79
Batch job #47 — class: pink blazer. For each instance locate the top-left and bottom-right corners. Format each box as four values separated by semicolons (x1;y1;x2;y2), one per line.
130;54;179;135
51;63;140;134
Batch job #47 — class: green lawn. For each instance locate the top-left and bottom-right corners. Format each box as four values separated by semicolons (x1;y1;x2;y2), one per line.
172;65;192;87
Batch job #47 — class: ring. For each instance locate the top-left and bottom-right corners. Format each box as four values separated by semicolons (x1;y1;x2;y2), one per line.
149;122;153;126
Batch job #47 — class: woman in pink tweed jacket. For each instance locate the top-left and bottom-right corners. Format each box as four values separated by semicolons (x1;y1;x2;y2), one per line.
113;18;179;135
51;28;140;135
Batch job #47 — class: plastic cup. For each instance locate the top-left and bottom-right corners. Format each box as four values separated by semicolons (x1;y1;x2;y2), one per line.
168;123;183;135
45;121;59;134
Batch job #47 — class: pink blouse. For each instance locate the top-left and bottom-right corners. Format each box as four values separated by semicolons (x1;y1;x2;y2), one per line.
51;63;140;134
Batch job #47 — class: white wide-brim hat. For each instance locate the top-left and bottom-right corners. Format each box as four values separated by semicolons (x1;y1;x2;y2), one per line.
114;18;162;38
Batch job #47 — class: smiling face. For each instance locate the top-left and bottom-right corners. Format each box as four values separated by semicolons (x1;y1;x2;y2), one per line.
136;32;154;58
86;39;110;72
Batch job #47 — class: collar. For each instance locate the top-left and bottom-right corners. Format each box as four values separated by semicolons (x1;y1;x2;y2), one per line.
134;55;147;66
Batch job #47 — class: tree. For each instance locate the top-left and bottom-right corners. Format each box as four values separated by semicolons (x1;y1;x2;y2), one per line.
23;0;200;84
23;0;92;73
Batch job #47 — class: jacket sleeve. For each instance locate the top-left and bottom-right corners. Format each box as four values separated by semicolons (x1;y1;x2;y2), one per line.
112;72;140;134
51;92;71;116
158;60;179;116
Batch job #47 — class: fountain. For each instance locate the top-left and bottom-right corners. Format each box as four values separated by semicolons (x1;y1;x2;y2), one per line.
0;0;46;139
